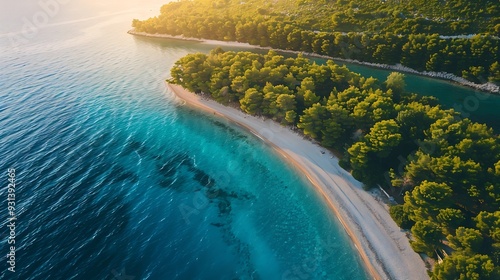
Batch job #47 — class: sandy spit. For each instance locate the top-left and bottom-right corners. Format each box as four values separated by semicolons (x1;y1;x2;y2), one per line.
166;82;429;280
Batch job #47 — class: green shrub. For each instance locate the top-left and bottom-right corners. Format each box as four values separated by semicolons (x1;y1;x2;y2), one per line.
390;204;414;229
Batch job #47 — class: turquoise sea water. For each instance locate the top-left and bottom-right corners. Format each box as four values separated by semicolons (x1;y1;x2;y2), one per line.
0;1;498;279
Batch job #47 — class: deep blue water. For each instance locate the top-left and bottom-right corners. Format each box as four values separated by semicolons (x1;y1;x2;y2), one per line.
0;1;369;279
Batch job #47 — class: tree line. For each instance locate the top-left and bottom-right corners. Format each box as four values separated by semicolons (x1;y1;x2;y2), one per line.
169;49;500;279
133;0;500;85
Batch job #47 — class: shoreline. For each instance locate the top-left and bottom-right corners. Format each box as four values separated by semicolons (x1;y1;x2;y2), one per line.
129;30;499;94
166;82;429;280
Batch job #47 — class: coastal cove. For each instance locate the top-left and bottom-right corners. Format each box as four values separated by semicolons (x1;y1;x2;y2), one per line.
129;30;500;132
167;82;429;280
128;30;499;94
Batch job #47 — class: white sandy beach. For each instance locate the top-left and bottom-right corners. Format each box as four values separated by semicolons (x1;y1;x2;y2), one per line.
166;82;429;280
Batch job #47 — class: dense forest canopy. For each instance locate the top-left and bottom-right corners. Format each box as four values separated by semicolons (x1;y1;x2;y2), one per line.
169;49;500;279
133;0;500;85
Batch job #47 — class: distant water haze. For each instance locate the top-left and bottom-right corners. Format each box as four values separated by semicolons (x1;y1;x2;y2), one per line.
0;0;168;34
